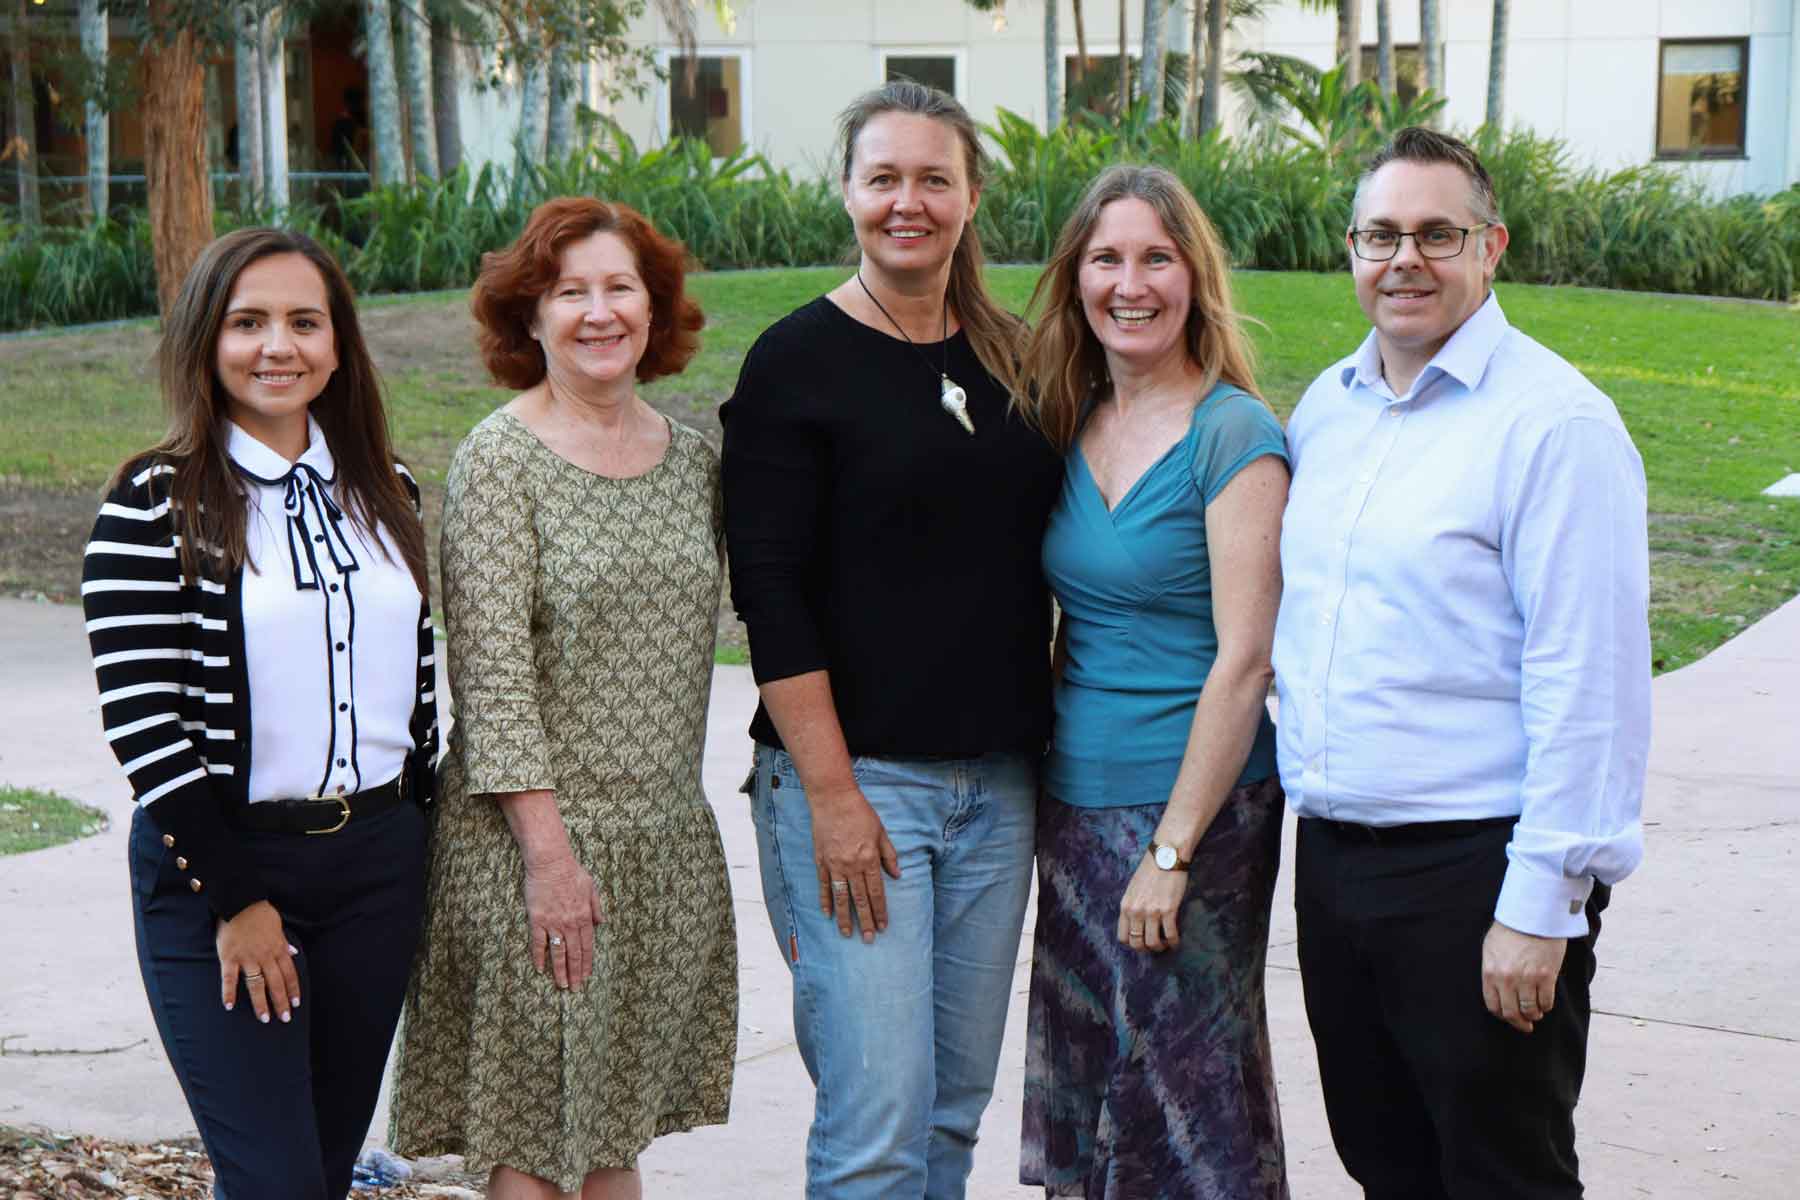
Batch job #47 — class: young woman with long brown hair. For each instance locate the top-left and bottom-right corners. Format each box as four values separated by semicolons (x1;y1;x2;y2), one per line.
82;228;436;1199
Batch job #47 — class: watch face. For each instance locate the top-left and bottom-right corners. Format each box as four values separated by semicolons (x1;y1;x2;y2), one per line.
1155;844;1177;870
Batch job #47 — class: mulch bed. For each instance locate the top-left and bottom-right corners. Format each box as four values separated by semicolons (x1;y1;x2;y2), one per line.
0;1126;485;1198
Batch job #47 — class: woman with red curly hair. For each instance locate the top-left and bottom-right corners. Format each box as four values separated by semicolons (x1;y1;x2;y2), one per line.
389;197;735;1200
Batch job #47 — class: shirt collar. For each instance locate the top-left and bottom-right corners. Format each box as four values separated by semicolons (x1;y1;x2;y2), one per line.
1339;291;1510;400
228;415;335;486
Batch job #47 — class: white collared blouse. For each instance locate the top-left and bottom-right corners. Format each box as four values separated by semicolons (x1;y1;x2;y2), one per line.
229;418;424;802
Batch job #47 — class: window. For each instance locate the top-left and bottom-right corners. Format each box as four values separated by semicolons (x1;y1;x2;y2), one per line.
669;53;747;157
1359;44;1426;105
1656;39;1748;158
885;54;957;97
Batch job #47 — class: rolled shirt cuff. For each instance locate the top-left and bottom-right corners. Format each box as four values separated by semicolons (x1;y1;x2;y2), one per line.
1494;857;1595;939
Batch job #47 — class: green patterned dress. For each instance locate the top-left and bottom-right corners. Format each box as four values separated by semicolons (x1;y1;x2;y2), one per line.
391;410;737;1188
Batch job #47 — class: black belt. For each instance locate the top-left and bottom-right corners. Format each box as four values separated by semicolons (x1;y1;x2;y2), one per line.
231;770;409;835
1312;814;1514;846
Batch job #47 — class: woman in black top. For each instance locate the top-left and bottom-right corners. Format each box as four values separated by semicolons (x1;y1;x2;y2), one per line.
83;229;434;1199
721;81;1062;1198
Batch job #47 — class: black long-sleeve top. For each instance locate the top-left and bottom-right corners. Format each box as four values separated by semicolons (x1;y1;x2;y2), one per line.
721;296;1064;757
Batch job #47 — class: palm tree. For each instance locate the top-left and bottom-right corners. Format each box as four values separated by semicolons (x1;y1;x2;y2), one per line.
1420;0;1442;104
1485;0;1508;128
1374;0;1393;97
361;0;405;184
80;0;108;221
142;0;212;314
1141;0;1166;111
398;0;438;179
1338;0;1363;87
7;0;39;227
1116;0;1129;117
545;40;575;161
233;4;264;210
259;7;289;211
430;5;462;174
1073;0;1091;82
1200;0;1225;133
1044;0;1061;127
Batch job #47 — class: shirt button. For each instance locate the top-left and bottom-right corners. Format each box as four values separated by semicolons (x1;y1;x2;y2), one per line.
330;583;339;593
337;757;347;767
189;878;203;893
314;534;325;543
338;702;348;712
1320;614;1332;625
335;642;346;651
162;834;176;848
1312;688;1323;699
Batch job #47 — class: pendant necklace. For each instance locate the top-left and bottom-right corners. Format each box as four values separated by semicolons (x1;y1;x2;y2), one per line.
856;272;975;435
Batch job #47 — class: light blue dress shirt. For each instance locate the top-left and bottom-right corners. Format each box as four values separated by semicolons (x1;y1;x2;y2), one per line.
1273;294;1651;939
1045;384;1288;808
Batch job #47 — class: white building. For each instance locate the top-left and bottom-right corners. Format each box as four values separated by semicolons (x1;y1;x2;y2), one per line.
552;0;1800;197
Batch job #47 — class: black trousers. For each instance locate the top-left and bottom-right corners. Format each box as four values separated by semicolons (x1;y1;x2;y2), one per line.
128;801;428;1200
1294;817;1607;1200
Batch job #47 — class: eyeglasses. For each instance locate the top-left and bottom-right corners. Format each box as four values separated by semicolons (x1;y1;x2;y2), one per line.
1348;223;1490;261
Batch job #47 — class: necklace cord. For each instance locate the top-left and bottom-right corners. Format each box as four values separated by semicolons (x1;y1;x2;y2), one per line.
855;272;950;386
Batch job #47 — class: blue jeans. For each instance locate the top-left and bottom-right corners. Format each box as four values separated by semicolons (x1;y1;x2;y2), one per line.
750;744;1037;1199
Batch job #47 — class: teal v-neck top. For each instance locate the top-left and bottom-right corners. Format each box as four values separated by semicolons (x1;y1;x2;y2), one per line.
1043;383;1288;808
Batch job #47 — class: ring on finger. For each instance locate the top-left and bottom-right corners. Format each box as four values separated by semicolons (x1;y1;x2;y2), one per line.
830;881;849;892
244;970;264;980
549;934;564;947
1519;995;1539;1009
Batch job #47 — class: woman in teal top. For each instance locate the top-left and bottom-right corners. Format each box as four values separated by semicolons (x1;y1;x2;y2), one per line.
1016;165;1293;1199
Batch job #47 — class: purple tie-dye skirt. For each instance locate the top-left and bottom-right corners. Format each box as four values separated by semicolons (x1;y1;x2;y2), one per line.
1020;775;1290;1199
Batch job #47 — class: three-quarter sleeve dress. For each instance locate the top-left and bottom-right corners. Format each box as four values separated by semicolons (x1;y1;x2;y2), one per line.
390;410;736;1189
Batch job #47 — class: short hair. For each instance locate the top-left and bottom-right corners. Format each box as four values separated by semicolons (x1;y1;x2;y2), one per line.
472;196;704;390
1352;126;1502;228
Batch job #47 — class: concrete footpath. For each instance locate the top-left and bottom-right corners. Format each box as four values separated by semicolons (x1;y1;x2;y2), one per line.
2;593;1796;1197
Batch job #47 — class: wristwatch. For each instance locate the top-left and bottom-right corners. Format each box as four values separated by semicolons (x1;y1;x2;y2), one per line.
1150;841;1190;871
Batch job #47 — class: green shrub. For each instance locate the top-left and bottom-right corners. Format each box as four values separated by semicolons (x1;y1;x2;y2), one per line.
1;113;1795;332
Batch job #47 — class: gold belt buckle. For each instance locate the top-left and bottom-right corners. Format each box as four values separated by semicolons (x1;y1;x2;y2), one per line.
306;794;352;835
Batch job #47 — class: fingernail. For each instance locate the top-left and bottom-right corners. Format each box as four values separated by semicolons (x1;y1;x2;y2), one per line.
291;997;301;1008
287;944;298;955
259;1013;270;1024
279;1011;290;1023
224;1002;234;1011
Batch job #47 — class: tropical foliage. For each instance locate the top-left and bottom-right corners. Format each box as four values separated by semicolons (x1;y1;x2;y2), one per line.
3;102;1798;331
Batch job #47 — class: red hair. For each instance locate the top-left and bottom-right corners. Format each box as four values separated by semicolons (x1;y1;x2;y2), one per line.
472;197;704;389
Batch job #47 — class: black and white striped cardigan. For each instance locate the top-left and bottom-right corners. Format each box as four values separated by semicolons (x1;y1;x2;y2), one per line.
82;455;439;921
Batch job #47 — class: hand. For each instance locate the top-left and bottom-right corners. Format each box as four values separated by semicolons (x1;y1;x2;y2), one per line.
215;901;301;1025
1118;853;1188;953
523;854;605;990
1481;920;1567;1033
810;784;901;943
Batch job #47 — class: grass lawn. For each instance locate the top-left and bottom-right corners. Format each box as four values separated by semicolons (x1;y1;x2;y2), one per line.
1;266;1795;672
0;784;110;855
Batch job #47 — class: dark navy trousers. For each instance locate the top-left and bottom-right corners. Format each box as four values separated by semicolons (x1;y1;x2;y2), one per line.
129;801;428;1200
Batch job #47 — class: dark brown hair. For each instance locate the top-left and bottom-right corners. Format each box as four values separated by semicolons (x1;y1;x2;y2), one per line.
837;81;1027;400
123;228;426;591
1020;164;1262;451
1354;125;1503;227
472;196;704;389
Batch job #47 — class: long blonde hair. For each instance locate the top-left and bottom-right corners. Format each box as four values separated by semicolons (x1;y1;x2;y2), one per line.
1019;164;1262;451
837;81;1026;399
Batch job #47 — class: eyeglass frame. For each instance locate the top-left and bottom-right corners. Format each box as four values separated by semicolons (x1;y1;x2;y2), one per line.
1346;222;1493;262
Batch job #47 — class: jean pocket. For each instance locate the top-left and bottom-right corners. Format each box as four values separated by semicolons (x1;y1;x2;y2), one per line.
129;811;171;903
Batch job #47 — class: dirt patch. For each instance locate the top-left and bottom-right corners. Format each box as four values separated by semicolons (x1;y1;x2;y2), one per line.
0;483;95;602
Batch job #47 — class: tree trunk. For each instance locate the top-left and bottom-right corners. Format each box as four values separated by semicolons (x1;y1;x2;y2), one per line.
1140;0;1164;111
143;7;212;317
430;11;462;174
1073;0;1089;81
234;5;263;212
1182;0;1201;136
1339;0;1363;87
546;40;575;161
1421;0;1442;101
261;10;289;211
399;0;437;178
518;39;547;164
1486;0;1507;128
1376;0;1394;97
1116;0;1129;116
1044;0;1060;127
361;0;405;184
8;0;39;227
79;0;108;222
1200;0;1224;134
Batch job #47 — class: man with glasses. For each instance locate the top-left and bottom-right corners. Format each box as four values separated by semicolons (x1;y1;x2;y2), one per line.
1272;126;1651;1197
